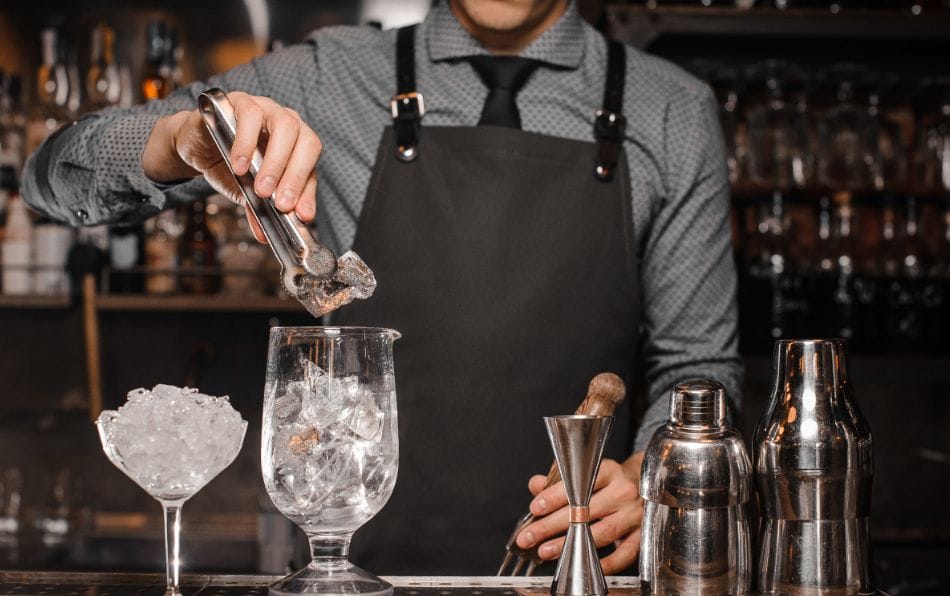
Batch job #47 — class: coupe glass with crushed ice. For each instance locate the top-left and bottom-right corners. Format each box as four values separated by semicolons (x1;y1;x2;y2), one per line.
262;327;399;596
96;385;247;596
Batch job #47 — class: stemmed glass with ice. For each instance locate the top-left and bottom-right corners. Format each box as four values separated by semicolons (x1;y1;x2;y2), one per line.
96;385;248;596
262;326;399;596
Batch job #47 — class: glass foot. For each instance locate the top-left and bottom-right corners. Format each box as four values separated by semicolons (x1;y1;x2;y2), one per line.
269;560;393;596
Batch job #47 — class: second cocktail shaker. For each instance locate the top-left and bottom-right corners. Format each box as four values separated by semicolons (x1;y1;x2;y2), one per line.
640;379;753;595
754;338;874;595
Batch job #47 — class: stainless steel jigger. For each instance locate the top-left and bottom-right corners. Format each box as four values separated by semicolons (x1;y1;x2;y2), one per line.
197;88;338;297
544;415;614;596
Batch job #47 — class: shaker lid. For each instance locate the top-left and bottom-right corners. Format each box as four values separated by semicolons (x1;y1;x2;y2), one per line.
670;378;728;428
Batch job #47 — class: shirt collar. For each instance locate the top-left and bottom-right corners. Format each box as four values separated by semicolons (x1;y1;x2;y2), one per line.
425;1;586;69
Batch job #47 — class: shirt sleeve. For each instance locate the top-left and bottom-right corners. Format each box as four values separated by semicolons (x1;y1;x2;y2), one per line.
21;43;320;227
632;87;743;452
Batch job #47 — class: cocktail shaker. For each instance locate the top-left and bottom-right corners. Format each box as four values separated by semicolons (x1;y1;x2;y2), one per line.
640;379;753;595
754;339;874;595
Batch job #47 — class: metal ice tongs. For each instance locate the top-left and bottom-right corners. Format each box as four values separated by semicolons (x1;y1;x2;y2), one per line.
197;88;338;296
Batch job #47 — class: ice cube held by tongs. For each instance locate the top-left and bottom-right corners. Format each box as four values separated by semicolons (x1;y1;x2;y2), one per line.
197;88;375;317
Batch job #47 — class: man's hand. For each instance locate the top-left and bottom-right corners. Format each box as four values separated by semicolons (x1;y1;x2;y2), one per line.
142;92;321;241
516;452;645;575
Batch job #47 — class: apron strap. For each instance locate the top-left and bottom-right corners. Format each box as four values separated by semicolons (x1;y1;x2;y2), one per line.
593;39;627;182
391;25;424;162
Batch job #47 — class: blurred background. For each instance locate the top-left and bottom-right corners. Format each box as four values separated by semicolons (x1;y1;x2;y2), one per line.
0;0;948;594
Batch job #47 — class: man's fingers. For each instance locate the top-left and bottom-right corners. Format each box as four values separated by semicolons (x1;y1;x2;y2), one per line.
229;94;264;175
530;480;568;517
600;529;641;575
537;536;565;561
590;511;638;548
275;128;321;213
593;459;621;491
588;474;641;520
295;174;318;223
516;505;569;549
528;475;548;497
255;108;300;200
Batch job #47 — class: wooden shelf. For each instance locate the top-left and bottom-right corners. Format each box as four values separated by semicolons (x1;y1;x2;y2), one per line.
0;293;309;313
0;294;71;309
95;294;306;313
606;5;950;48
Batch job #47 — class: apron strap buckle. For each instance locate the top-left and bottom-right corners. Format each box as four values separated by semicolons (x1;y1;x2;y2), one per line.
593;109;626;182
391;92;425;162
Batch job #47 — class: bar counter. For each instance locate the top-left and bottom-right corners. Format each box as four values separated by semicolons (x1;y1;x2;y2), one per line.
0;572;641;596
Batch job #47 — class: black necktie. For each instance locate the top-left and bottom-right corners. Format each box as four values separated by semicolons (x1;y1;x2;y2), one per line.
467;55;541;129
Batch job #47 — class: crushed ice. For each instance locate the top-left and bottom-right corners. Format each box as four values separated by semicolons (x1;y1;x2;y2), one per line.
265;359;395;524
96;384;248;501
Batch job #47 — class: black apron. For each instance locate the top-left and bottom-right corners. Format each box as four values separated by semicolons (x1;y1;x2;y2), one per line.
333;27;640;575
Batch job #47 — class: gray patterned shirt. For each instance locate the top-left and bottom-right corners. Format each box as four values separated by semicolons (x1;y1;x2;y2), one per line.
22;1;741;451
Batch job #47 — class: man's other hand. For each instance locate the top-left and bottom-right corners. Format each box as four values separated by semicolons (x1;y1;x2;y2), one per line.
515;452;645;575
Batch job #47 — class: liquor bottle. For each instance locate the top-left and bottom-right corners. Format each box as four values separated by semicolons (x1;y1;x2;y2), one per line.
854;197;898;348
814;192;858;341
932;200;950;350
817;65;874;193
178;200;221;294
888;196;931;349
27;27;71;153
739;191;807;350
108;225;144;294
0;73;27;175
166;29;184;90
65;39;81;117
85;23;142;294
2;193;33;296
144;211;180;295
85;24;123;111
142;21;177;101
218;206;268;296
0;165;13;224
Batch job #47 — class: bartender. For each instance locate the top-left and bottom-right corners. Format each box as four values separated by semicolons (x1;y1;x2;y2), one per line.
22;0;741;577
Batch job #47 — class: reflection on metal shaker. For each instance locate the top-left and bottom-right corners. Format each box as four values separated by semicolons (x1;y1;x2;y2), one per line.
754;339;875;595
640;379;753;595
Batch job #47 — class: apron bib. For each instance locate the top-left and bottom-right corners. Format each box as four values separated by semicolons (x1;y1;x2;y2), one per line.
332;27;639;575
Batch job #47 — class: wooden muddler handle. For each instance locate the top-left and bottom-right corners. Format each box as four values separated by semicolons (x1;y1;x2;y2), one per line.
541;372;627;489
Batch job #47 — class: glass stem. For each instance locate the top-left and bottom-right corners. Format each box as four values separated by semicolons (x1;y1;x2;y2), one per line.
309;533;353;569
161;500;184;595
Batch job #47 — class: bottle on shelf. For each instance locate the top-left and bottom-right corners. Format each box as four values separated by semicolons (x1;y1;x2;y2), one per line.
33;218;74;296
0;73;27;177
27;27;72;153
814;191;858;341
178;200;221;295
1;192;34;296
144;211;181;295
886;196;932;349
930;199;950;347
65;38;82;118
166;29;184;90
816;64;875;194
217;203;268;296
85;24;123;111
142;21;178;101
107;225;145;295
739;191;809;350
853;196;899;349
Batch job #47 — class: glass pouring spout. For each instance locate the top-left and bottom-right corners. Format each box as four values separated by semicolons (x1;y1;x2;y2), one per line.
197;88;376;317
